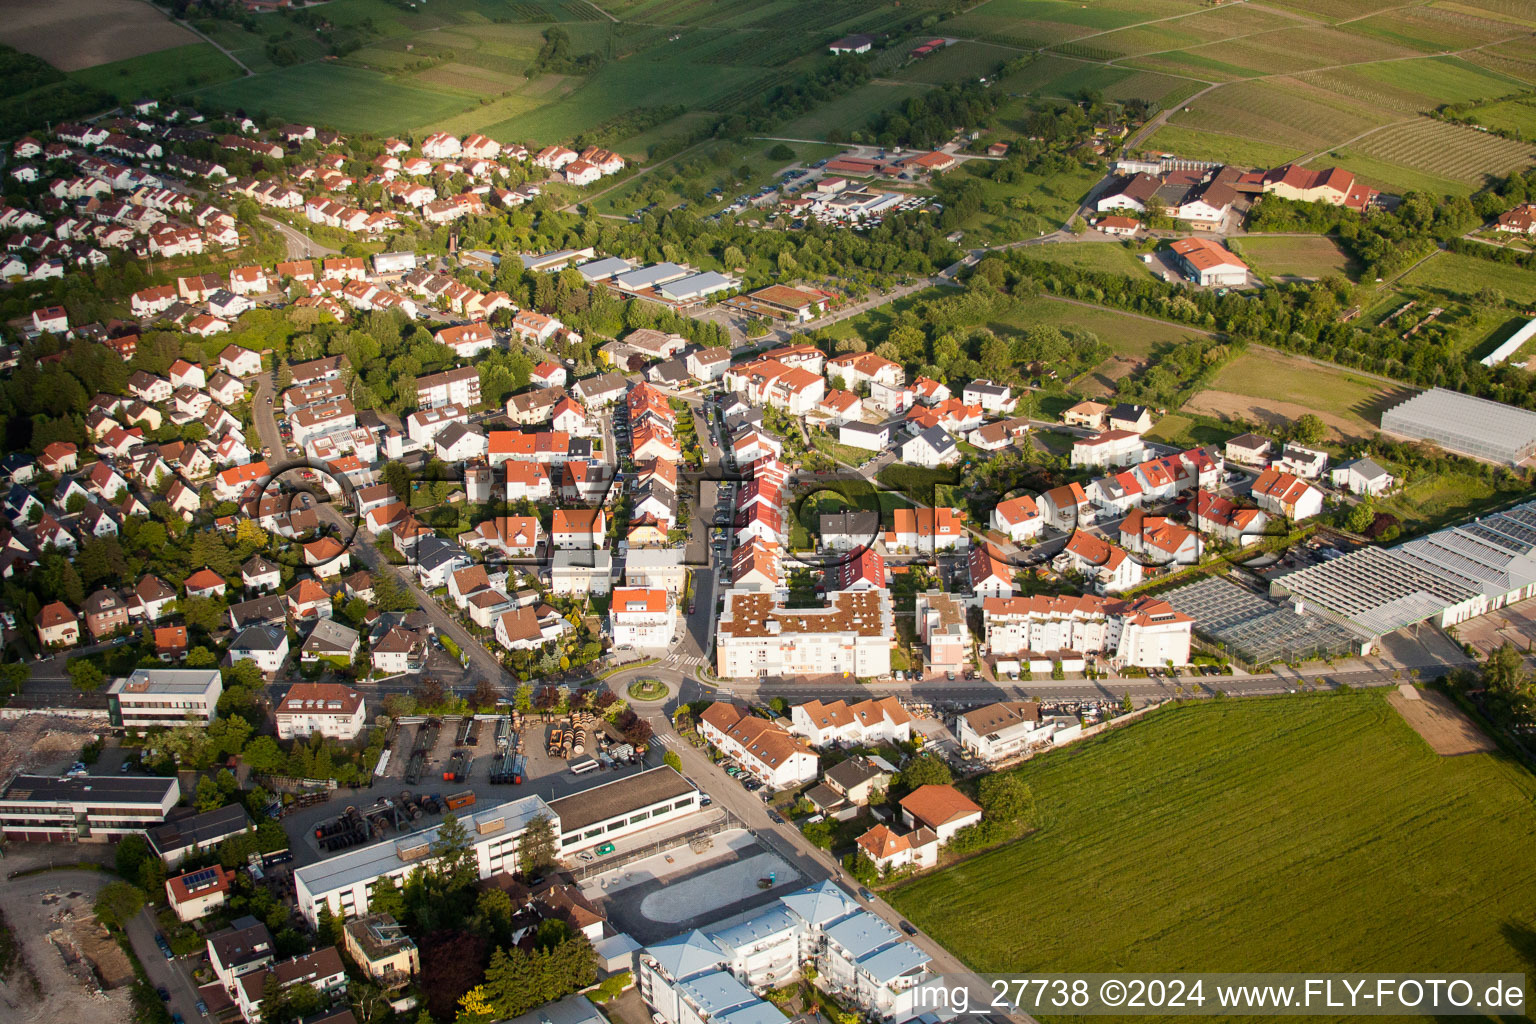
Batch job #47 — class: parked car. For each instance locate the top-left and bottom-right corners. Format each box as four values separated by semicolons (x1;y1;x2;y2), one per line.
858;887;874;901
157;987;171;1002
195;1001;209;1018
899;921;918;936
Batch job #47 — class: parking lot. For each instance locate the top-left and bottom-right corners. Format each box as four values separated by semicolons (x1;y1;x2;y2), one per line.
277;712;662;867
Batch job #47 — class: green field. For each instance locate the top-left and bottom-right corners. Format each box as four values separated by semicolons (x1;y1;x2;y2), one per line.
69;43;243;101
191;62;476;134
1376;466;1515;534
1138;125;1304;170
890;691;1536;989
1184;348;1398;439
997;295;1209;360
1344;117;1536;188
777;81;928;141
1399;250;1536;305
1232;234;1351;280
1021;242;1157;279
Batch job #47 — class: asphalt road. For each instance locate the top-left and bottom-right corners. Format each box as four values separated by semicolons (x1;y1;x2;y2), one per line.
260;215;338;260
126;903;205;1022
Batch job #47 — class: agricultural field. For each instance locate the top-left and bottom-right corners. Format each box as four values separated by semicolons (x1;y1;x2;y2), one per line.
1341;117;1536;190
778;82;929;141
191;63;476;135
68;44;243;102
1166;78;1397;155
890;42;1018;86
1398;249;1536;305
889;691;1536;989
1;0;200;71
1232;234;1352;280
1182;348;1401;439
1139;125;1305;170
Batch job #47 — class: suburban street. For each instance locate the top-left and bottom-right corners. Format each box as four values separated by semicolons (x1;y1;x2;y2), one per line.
260;215;338;260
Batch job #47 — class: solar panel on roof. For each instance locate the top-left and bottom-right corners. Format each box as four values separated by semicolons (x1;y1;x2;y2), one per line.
183;866;220;891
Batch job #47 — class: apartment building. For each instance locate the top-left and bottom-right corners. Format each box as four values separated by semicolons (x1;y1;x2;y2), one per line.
416;366;481;409
982;594;1192;668
698;702;819;788
787;697;912;748
275;682;367;741
609;587;677;648
715;588;893;679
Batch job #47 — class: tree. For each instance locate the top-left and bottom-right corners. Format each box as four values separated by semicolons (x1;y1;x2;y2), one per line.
1292;414;1326;445
977;772;1034;823
768;143;794;161
195;775;224;812
663;750;682;772
114;834;154;882
1345;499;1375;534
897;753;952;790
433;812;479;893
93;881;145;930
517;813;557;877
476;888;514;937
67;658;104;692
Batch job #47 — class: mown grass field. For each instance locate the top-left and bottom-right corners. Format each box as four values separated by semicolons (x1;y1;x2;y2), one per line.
777;81;929;141
1184;348;1397;439
192;62;475;134
1021;241;1157;279
68;43;243;101
889;691;1536;990
1398;249;1536;305
1232;234;1351;280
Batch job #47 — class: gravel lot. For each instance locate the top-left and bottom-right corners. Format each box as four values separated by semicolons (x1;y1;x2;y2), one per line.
0;855;132;1024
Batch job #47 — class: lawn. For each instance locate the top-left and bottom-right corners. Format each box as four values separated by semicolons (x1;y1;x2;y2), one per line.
68;43;243;100
1021;242;1157;279
889;691;1536;988
1231;234;1351;280
992;295;1210;360
1183;348;1397;439
191;63;475;134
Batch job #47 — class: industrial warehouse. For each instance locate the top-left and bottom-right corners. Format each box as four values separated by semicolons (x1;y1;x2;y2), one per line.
1271;498;1536;642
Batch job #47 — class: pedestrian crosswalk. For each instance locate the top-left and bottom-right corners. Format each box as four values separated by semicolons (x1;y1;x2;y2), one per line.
664;652;707;668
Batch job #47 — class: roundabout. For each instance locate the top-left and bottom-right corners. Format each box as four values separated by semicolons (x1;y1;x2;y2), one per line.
627;676;671;702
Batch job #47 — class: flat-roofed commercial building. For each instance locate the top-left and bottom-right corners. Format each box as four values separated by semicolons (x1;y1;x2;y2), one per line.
547;767;699;854
1380;387;1536;466
294;797;556;926
107;668;222;728
0;774;179;842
